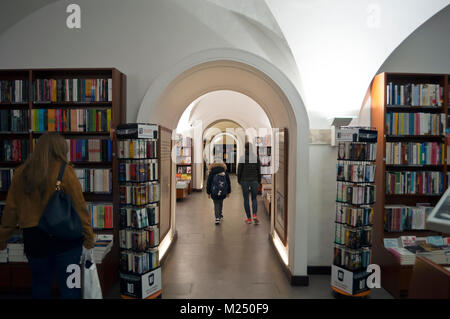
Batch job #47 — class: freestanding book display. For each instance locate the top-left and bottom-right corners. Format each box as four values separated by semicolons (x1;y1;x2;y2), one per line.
116;123;162;299
331;127;377;297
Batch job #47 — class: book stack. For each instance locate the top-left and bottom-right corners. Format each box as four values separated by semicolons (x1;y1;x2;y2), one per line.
0;80;29;103
387;247;416;265
0;169;14;192
0;110;29;132
33;78;112;102
74;168;112;193
0;139;29;162
385;113;445;136
332;127;377;296
385;142;444;165
31;108;111;132
87;203;114;229
385;171;443;195
66;139;112;162
93;234;114;264
386;82;443;106
117;123;161;299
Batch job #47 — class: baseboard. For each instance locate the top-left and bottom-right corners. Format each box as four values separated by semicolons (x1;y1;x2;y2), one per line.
267;234;309;286
307;266;331;275
193;188;203;192
160;230;178;266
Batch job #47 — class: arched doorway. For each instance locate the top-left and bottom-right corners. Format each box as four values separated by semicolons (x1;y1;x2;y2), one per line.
137;50;310;283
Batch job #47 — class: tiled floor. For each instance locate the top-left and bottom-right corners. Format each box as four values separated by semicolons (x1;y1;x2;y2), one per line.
156;174;393;299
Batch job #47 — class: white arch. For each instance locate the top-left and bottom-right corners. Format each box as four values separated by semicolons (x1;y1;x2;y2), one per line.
137;48;310;280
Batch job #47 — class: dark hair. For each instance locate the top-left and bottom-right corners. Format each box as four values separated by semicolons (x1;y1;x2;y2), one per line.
22;132;68;195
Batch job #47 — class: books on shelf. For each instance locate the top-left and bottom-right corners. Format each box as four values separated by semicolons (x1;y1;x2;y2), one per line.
31;108;111;132
0;169;14;192
337;142;376;161
257;147;271;156
384;205;433;232
333;244;371;271
119;204;159;229
74;168;112;193
386;82;443;106
120;248;159;275
0;110;29;132
336;182;375;205
118;139;158;159
385;142;444;165
335;223;372;248
337;162;376;183
0;139;29;162
119;159;158;182
88;202;113;229
176;165;191;175
175;136;192;148
336;127;377;143
93;234;114;264
385;171;443;195
119;226;160;251
0;80;29;103
176;147;191;157
335;203;373;227
66;139;112;162
116;124;158;139
119;182;160;206
385;112;445;136
33;78;112;102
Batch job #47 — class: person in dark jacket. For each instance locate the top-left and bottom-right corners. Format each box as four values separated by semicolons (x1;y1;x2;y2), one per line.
206;161;231;224
237;142;261;224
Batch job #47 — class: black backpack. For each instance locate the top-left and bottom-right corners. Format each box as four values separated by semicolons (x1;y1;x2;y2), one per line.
211;173;228;199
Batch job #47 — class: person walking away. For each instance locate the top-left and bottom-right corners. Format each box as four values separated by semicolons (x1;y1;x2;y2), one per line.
206;160;231;224
237;142;261;224
0;132;95;299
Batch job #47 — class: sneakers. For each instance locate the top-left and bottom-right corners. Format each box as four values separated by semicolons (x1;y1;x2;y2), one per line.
245;218;252;224
215;218;221;224
253;215;259;224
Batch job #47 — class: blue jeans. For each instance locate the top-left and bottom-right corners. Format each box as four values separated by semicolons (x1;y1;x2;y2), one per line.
241;181;259;218
26;245;82;299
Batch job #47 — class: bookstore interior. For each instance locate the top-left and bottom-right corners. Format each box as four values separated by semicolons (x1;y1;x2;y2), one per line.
0;1;449;302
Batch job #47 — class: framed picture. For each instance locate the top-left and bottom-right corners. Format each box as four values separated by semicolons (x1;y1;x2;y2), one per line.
274;128;288;246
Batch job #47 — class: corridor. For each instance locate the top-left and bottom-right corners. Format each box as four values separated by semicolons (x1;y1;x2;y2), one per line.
161;174;392;299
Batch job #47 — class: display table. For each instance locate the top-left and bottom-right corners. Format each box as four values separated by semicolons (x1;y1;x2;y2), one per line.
408;256;450;299
176;182;189;200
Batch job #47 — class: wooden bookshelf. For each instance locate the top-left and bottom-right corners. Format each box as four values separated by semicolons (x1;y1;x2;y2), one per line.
175;136;193;199
370;72;450;298
0;68;126;296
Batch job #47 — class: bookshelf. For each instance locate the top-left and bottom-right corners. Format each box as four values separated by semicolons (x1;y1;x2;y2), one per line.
331;127;377;297
116;123;162;299
0;68;126;296
255;136;272;213
370;72;450;298
175;135;192;200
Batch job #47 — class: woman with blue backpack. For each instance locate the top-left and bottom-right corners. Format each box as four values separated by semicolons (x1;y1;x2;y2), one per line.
206;160;231;224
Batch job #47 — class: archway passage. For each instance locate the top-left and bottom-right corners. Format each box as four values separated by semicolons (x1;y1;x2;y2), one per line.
138;55;310;285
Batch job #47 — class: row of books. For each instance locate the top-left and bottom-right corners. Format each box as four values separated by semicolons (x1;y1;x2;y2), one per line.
119;160;159;182
0;139;29;162
336;162;376;183
335;223;372;249
119;226;160;251
176;165;192;175
120;249;159;275
337;142;376;162
333;244;371;271
385;171;444;195
384;204;433;232
118;140;158;159
0;80;29;103
31;108;111;132
176;147;191;157
119;204;159;229
88;203;113;229
386;82;443;106
74;169;112;193
385;112;445;136
336;182;375;205
175;136;192;148
176;173;191;181
119;182;161;206
0;110;29;132
385;142;444;165
0;169;14;192
34;78;112;102
259;155;271;166
177;157;191;164
257;146;272;156
67;139;112;163
335;203;373;227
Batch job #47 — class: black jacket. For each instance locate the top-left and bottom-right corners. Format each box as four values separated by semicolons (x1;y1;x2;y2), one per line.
237;152;261;184
206;163;231;200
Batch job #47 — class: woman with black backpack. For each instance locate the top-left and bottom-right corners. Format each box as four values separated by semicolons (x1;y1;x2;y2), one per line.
206;160;231;224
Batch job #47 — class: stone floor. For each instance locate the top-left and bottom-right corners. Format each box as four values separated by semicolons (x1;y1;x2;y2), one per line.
144;174;393;299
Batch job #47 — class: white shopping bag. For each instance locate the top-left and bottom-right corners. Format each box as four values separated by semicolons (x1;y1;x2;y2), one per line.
82;257;103;299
